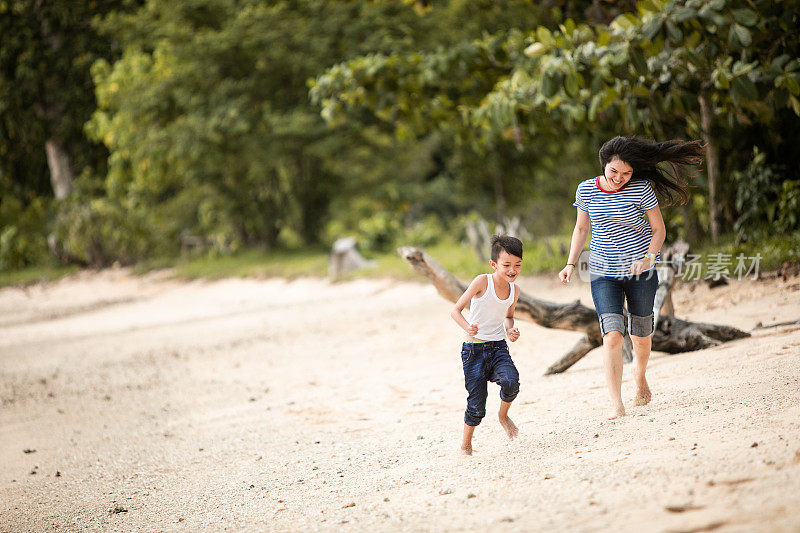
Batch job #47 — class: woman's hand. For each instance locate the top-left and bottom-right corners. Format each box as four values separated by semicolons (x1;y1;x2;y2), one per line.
630;257;653;275
558;264;575;284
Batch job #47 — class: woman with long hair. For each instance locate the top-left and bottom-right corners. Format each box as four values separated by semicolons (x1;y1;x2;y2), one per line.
559;136;703;419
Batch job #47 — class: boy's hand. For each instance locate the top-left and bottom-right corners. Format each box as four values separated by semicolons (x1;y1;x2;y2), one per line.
506;327;520;342
467;323;479;337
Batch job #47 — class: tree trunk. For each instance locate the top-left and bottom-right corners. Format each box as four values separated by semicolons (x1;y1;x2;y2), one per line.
44;138;74;199
653;265;675;328
654;240;689;324
681;201;699;243
699;93;719;243
398;246;750;375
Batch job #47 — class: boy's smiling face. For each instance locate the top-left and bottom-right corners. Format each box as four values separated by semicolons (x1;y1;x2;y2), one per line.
490;250;522;283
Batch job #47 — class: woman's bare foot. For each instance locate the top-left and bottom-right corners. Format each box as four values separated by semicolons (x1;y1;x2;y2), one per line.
460;445;473;456
498;415;518;440
633;380;652;406
607;404;626;420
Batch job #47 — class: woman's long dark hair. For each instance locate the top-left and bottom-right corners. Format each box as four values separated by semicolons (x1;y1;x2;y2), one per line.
598;136;704;206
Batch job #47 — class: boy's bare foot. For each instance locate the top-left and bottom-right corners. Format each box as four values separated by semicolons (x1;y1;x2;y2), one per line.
633;382;652;406
460;445;473;456
607;404;626;420
498;415;518;440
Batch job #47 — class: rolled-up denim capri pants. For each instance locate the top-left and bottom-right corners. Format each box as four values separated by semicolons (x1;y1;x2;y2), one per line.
590;270;659;337
461;340;519;427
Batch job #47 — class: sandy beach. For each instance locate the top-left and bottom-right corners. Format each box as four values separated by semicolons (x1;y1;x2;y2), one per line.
1;267;799;532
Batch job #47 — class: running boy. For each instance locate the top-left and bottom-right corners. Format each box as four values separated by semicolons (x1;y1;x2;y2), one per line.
450;235;522;455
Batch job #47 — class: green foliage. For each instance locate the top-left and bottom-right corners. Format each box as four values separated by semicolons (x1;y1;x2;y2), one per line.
312;0;800;247
733;148;782;240
170;247;330;280
3;0;800;277
52;190;152;267
356;212;404;253
0;196;50;270
405;215;447;248
88;0;517;262
0;0;135;203
357;213;446;254
693;229;800;272
733;147;800;242
776;179;800;232
0;264;80;287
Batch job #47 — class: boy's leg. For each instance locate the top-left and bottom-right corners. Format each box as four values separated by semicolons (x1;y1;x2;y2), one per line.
487;343;520;440
461;424;476;456
461;343;488;454
497;400;518;440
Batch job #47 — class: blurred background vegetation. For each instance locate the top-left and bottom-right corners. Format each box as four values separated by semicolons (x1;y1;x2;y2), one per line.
1;0;798;284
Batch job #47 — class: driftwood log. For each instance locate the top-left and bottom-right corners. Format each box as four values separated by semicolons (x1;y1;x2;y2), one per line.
399;246;750;375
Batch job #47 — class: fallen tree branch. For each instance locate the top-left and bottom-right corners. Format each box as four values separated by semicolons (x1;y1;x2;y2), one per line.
751;318;800;330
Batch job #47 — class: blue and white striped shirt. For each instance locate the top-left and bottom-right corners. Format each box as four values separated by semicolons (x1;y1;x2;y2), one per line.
573;177;659;277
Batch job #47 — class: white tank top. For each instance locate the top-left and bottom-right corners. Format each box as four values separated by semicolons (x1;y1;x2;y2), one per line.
467;274;515;341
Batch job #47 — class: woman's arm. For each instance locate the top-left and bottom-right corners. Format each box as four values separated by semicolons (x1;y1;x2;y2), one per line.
630;206;666;274
559;209;590;284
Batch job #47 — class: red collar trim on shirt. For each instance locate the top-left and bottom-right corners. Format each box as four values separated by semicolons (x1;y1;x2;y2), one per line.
595;176;628;194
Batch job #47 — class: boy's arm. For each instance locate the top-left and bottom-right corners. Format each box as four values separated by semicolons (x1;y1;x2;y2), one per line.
504;285;520;342
450;276;485;337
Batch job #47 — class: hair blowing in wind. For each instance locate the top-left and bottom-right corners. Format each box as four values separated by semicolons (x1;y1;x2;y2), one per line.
598;136;705;206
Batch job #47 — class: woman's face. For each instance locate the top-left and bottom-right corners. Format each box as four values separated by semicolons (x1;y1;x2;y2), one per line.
602;157;633;191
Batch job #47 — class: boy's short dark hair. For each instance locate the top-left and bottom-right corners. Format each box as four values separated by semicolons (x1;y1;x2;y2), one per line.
491;234;523;261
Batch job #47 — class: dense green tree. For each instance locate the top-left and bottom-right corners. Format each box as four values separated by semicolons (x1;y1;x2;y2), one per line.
480;0;800;240
0;0;137;201
312;0;800;242
3;0;797;271
83;0;553;261
0;0;140;268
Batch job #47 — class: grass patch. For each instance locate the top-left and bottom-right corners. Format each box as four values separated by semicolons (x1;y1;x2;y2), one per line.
0;236;573;287
363;240;487;281
0;264;80;287
8;230;795;287
691;229;800;274
357;236;571;282
163;235;571;284
164;230;794;283
170;247;330;280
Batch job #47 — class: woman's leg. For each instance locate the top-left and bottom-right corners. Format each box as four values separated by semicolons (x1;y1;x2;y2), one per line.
591;276;626;418
630;334;652;405
601;331;626;418
624;272;660;406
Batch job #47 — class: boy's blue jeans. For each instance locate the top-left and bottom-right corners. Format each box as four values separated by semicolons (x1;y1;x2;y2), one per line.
590;271;659;337
461;340;520;427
